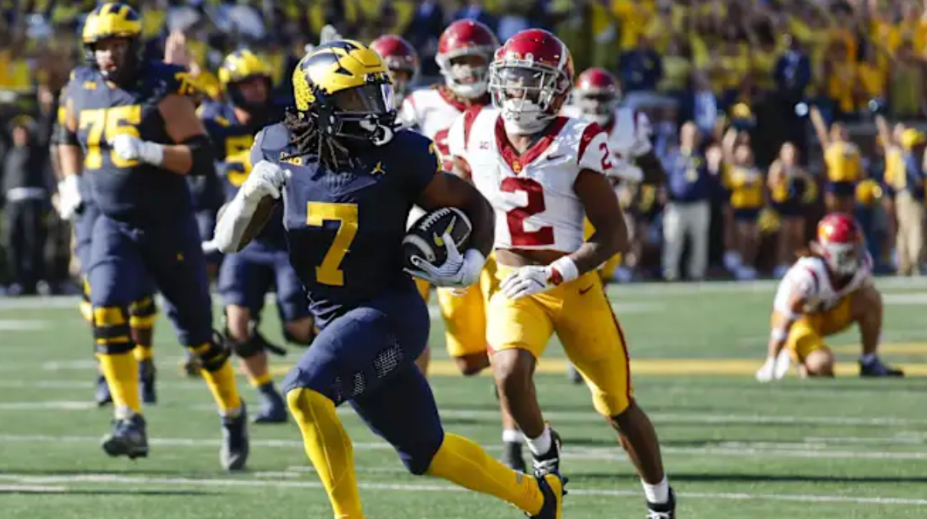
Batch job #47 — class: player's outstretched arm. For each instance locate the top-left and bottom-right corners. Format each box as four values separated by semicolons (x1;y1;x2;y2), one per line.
572;169;630;275
416;171;494;258
213;160;286;253
758;282;806;382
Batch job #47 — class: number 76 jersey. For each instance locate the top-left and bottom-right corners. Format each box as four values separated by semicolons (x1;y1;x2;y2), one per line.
447;106;614;253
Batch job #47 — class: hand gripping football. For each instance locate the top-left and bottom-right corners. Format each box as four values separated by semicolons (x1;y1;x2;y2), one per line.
403;207;472;269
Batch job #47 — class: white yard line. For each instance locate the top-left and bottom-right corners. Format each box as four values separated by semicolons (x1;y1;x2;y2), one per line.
1;433;925;461
0;473;925;506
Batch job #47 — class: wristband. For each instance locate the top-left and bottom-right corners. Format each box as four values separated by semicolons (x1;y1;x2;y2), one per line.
548;256;579;286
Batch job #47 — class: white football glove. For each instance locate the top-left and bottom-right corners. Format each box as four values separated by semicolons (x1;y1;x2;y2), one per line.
242;160;290;201
110;134;164;166
57;175;84;221
405;233;485;288
755;349;792;383
500;257;580;300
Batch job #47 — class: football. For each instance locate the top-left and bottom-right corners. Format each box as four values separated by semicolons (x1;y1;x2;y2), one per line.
403;207;472;270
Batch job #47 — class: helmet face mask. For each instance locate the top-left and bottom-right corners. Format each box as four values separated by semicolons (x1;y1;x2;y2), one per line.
815;213;864;277
327;81;397;146
440;53;491;98
576;91;617;126
220;50;273;112
229;75;271;110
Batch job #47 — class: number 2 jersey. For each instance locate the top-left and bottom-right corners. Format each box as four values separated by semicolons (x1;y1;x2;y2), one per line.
65;62;200;224
200;100;287;252
447;107;614;253
250;124;440;327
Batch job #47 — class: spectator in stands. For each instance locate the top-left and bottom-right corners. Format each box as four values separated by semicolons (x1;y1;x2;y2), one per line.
722;127;763;280
768;142;814;278
878;115;926;276
618;33;663;105
451;0;498;34
811;106;863;215
404;0;445;77
1;116;51;296
888;38;926;119
662;122;712;281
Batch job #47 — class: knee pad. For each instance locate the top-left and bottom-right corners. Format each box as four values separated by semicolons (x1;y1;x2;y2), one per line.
226;328;285;358
128;296;158;329
187;331;231;372
92;306;135;355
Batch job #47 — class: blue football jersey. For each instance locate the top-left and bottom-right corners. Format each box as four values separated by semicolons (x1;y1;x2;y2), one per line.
250;124;440;326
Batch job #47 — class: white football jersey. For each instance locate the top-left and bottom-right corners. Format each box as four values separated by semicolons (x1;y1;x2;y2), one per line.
448;107;613;253
561;105;652;182
399;88;470;161
773;255;873;315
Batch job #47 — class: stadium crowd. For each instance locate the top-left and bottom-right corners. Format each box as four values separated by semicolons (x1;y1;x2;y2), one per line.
2;0;927;294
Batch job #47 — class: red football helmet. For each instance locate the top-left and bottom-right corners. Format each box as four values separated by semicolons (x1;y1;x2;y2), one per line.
436;20;499;99
489;29;574;135
574;67;620;126
371;35;420;106
815;213;864;276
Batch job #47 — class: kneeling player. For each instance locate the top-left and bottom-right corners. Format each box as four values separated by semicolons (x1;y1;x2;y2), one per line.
204;50;315;423
756;213;904;381
214;40;563;518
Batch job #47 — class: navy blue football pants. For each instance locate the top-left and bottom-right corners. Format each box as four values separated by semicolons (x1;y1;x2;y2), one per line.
87;213;212;349
281;288;444;474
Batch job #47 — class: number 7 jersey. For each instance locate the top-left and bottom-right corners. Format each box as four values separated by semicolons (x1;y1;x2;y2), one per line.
447;106;614;252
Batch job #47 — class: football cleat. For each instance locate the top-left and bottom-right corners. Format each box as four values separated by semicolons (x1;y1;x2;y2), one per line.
532;427;563;477
502;440;527;473
94;374;112;407
220;404;250;471
859;357;904;377
646;487;676;519
529;471;566;519
139;359;157;404
252;387;288;424
101;414;148;459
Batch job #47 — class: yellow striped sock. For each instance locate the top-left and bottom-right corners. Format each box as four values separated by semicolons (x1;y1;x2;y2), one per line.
287;388;364;519
249;372;273;388
133;344;153;362
201;360;242;415
97;352;141;414
427;433;544;515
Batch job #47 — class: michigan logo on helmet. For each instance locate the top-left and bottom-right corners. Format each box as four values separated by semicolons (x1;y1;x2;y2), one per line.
286;40;397;166
220;49;272;110
292;40;390;112
81;2;143;86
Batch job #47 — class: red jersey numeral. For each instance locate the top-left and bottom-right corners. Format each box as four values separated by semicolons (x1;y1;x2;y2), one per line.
500;177;554;246
599;141;614;170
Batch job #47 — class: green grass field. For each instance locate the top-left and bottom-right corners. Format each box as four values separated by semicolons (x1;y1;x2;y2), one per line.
2;278;927;519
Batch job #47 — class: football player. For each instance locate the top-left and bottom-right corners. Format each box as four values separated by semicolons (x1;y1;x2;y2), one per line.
756;213;904;381
202;49;316;423
213;40;564;518
448;29;676;517
58;2;248;469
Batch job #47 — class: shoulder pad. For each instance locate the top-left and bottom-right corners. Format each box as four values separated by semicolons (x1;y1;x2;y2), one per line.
258;123;292;156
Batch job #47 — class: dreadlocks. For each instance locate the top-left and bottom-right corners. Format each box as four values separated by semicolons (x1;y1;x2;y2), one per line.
282;108;354;170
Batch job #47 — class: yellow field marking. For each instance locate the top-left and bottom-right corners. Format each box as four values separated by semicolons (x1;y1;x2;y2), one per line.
269;358;927;377
831;342;927;356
